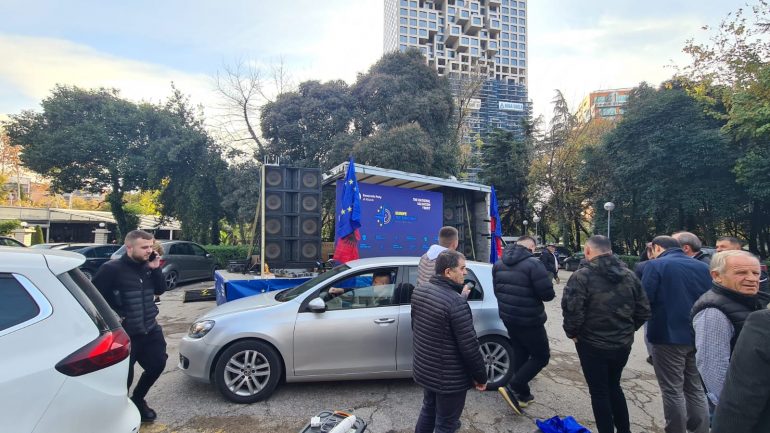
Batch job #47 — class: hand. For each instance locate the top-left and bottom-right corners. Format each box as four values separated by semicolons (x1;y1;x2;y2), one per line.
148;255;161;269
329;287;344;296
474;381;487;391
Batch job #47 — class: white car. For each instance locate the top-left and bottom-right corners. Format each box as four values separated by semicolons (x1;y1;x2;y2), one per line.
0;247;140;433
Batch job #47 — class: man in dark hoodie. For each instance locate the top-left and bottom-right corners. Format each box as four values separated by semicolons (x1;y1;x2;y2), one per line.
411;250;487;433
562;235;651;433
493;235;555;414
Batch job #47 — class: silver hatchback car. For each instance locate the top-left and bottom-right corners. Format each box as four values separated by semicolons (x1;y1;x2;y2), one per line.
178;257;513;403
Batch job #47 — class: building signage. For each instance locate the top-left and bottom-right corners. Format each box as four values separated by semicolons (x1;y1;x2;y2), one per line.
498;101;524;111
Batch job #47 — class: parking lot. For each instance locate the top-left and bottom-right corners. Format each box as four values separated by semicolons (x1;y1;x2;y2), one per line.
140;271;664;433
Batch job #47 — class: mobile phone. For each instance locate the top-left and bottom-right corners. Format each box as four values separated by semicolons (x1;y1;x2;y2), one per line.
149;252;158;261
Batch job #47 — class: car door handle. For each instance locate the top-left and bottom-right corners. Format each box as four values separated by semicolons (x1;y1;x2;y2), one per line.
374;318;395;324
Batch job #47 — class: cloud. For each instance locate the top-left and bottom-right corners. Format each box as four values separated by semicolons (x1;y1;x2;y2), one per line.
0;34;217;115
528;15;705;121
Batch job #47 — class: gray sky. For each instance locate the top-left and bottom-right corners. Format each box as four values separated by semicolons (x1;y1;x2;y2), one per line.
0;0;746;123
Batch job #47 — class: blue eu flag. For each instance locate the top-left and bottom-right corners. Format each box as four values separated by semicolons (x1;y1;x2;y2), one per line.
489;185;503;264
336;157;362;239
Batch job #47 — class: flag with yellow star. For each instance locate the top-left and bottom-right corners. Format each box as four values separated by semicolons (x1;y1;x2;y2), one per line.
334;157;362;263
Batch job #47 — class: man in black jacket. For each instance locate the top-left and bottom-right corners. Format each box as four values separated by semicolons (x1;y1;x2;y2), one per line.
412;250;487;433
93;230;167;423
493;235;555;413
562;235;651;433
539;243;560;284
711;308;770;433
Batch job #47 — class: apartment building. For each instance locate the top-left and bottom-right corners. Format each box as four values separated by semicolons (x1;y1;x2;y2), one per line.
575;88;632;124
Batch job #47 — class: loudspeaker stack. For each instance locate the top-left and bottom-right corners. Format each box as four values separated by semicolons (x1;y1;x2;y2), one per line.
263;166;322;268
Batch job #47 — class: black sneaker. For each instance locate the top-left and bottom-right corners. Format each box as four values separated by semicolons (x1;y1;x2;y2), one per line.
498;386;523;415
154;296;161;305
516;393;535;408
646;356;654;365
130;396;157;423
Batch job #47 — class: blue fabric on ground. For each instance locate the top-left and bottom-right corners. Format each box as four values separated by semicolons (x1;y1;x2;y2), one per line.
535;415;591;433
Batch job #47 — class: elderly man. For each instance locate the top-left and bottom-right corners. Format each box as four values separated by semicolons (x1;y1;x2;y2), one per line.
672;231;711;265
562;235;650;433
691;250;769;408
411;250;487;433
641;235;711;433
714;236;769;293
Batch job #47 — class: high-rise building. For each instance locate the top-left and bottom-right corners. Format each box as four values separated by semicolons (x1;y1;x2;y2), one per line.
575;88;632;124
384;0;530;171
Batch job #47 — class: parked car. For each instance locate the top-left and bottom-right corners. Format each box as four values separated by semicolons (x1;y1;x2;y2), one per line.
178;256;513;403
0;236;26;247
111;240;216;289
58;244;122;280
30;242;73;249
0;247;140;433
563;252;585;272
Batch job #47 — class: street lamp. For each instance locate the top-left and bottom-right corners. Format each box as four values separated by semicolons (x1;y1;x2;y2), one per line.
523;220;528;235
603;202;615;240
532;216;541;243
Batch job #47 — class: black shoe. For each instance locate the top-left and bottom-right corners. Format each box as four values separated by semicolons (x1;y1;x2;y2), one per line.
516;392;535;408
498;386;523;415
646;356;653;365
130;396;157;422
154;296;161;304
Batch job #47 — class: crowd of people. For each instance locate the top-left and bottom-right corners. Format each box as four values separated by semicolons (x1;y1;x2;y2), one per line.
411;227;770;433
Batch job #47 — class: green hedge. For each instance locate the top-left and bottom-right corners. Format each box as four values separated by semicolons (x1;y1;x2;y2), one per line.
618;255;640;269
203;245;255;269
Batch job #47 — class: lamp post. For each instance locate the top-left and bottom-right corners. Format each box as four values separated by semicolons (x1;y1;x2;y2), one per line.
523;220;528;236
603;202;615;240
532;215;541;244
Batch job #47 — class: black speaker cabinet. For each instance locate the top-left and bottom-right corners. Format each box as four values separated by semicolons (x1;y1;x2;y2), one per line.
263;166;322;268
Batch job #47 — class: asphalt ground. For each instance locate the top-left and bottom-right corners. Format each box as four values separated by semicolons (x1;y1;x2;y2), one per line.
137;270;664;433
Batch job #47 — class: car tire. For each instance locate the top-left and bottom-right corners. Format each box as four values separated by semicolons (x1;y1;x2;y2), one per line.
165;270;178;290
479;335;514;390
214;340;283;404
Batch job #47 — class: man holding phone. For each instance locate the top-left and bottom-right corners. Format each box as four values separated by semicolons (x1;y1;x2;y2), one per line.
93;230;167;423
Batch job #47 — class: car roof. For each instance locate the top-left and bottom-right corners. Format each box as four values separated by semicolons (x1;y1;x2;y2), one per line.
0;246;86;274
344;256;492;270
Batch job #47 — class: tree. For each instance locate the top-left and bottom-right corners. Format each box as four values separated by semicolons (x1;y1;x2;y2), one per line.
220;161;261;244
353;124;434;174
5;86;151;240
352;49;458;176
480;129;532;236
260;80;354;168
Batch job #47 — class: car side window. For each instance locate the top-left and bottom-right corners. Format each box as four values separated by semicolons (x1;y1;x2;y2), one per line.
320;268;398;311
404;266;482;301
170;243;193;255
465;269;483;301
191;244;207;257
93;246;112;258
0;274;40;332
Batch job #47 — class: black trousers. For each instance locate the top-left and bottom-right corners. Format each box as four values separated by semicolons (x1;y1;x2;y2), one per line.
127;325;168;401
504;323;550;396
415;388;467;433
576;341;632;433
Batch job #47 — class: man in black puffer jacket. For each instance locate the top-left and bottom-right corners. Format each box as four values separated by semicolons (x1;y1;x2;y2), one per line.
493;235;554;413
562;235;651;433
93;230;167;423
412;250;488;433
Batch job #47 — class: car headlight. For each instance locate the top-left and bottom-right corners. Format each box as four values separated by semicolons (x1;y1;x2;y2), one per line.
188;320;215;339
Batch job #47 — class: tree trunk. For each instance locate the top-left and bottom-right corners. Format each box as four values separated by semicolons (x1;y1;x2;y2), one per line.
107;189;129;242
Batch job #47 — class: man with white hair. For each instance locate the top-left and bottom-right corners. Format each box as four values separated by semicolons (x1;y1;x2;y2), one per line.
691;250;770;408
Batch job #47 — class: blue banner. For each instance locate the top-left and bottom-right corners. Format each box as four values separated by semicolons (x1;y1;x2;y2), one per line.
336;182;443;257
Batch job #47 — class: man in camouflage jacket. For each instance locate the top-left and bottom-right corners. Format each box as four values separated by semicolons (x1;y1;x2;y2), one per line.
562;235;651;433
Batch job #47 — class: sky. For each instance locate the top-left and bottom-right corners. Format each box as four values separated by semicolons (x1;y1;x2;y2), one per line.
0;0;749;126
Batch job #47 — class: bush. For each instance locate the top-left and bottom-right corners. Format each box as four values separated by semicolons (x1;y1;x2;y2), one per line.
203;245;254;269
618;255;640;269
0;220;20;235
31;226;44;245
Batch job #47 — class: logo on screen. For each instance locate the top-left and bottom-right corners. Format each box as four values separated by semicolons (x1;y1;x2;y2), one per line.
376;205;392;227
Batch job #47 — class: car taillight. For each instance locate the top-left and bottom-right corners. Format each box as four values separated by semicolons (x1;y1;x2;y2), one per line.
159;258;167;267
761;264;768;272
55;328;131;376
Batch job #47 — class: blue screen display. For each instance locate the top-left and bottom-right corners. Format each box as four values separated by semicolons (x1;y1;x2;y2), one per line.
336;181;443;257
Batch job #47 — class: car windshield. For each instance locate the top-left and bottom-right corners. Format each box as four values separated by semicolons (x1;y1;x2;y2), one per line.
275;264;350;302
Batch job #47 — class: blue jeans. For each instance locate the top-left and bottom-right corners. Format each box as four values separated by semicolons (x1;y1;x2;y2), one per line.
415;388;467;433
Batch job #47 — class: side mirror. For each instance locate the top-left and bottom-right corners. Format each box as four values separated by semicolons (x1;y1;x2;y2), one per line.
308;298;326;313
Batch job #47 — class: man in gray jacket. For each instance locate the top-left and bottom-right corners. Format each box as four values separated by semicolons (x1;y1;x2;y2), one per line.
417;227;472;298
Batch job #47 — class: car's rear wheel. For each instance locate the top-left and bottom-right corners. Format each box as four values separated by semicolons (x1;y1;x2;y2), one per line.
214;340;282;403
479;335;513;390
165;270;178;290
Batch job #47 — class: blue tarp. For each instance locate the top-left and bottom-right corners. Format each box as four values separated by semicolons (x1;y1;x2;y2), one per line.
535;416;591;433
215;271;311;305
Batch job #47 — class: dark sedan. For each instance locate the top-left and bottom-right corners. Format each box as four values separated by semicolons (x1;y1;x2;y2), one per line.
111;240;216;289
59;244;122;280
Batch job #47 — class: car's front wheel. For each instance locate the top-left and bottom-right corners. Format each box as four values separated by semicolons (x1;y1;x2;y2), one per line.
214;340;283;403
479;335;514;390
